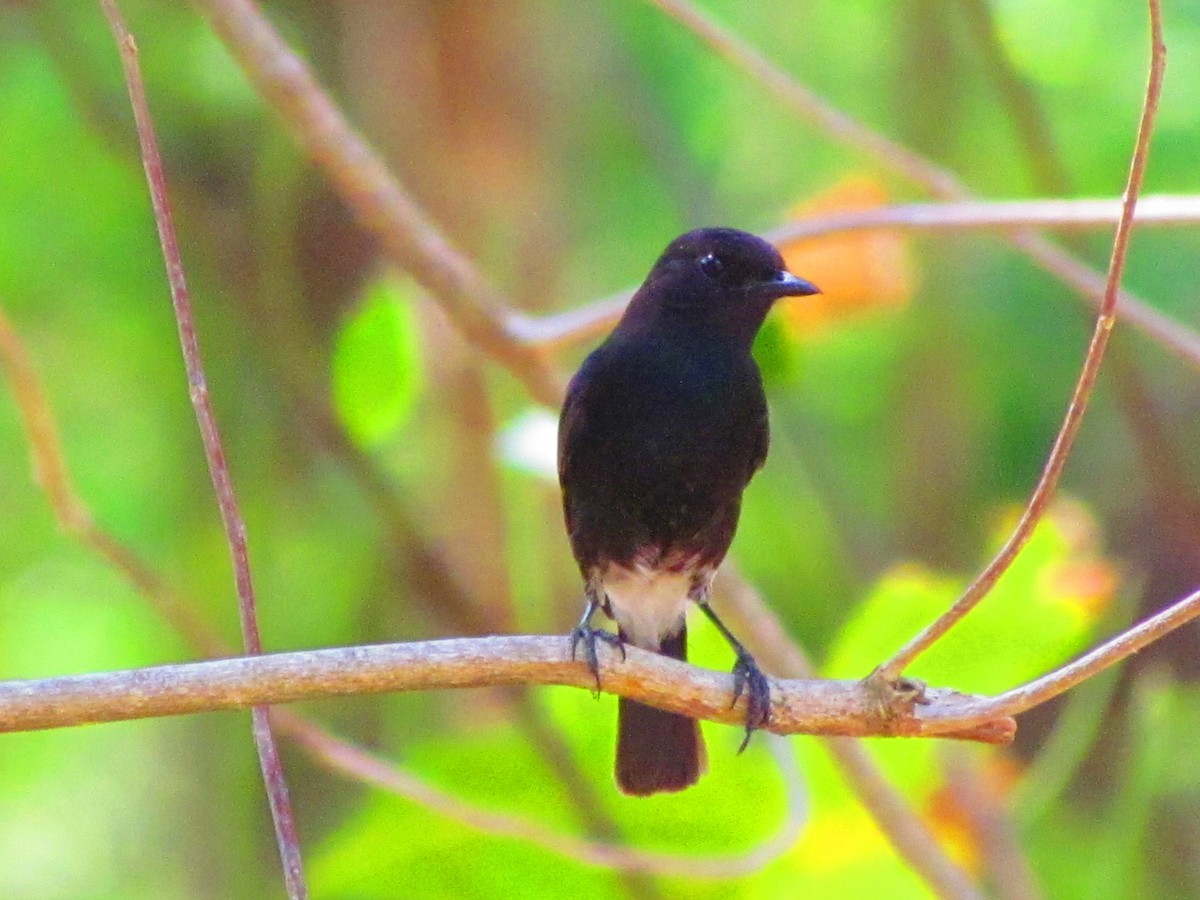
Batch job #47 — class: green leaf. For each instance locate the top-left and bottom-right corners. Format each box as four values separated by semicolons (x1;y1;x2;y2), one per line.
753;315;802;386
825;501;1112;694
331;280;423;448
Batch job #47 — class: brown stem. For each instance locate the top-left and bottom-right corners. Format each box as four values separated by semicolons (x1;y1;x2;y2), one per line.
189;0;560;405
273;707;808;879
98;3;306;895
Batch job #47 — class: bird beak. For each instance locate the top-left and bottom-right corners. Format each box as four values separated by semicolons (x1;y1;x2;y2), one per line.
762;270;820;300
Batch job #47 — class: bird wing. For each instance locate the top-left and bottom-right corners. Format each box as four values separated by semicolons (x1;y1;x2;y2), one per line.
557;362;594;537
747;387;770;482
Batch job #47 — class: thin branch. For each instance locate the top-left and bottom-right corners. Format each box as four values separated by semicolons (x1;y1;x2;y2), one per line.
188;0;560;405
881;582;1200;738
986;582;1200;720
98;3;306;896
0;635;1013;742
645;0;965;196
876;0;1166;679
958;0;1074;197
515;195;1200;350
1005;232;1200;371
771;195;1200;236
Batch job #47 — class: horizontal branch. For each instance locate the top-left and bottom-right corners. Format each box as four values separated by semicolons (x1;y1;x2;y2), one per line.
0;635;1013;743
513;194;1200;349
770;194;1200;238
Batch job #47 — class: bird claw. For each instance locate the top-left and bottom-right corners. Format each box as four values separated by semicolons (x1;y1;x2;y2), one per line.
731;650;771;753
569;624;625;697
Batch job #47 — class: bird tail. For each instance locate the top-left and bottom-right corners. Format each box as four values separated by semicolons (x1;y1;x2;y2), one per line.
615;624;707;795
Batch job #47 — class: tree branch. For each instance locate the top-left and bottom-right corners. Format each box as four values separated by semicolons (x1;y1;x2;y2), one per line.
275;709;809;879
960;582;1200;724
0;635;1013;743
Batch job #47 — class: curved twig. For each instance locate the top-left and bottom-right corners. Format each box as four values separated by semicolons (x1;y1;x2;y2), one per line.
276;711;810;879
876;0;1166;679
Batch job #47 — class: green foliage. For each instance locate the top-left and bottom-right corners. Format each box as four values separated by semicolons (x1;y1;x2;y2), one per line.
332;280;424;449
0;0;1198;897
826;507;1104;693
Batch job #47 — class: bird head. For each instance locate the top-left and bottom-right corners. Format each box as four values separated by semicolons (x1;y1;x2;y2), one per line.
622;228;819;348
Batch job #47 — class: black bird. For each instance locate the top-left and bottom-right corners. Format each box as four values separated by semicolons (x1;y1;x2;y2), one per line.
558;227;819;795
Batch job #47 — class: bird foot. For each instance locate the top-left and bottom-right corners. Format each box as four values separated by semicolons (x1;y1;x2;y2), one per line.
569;624;625;697
731;650;771;753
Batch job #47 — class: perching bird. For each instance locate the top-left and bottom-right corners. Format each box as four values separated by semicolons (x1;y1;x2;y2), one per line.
558;227;819;795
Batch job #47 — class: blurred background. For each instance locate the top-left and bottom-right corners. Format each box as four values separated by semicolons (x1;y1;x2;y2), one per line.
1;0;1199;897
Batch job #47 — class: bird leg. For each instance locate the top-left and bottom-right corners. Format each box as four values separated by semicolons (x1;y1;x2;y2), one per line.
569;587;625;697
696;600;771;752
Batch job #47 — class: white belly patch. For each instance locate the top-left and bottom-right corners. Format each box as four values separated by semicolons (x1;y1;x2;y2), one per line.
602;563;693;650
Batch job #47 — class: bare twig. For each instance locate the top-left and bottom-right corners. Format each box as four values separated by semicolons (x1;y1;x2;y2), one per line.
98;3;306;895
985;583;1200;720
515;195;1200;350
645;0;963;195
189;0;560;405
869;583;1200;738
958;0;1073;197
0;635;1013;742
770;195;1200;237
876;0;1165;679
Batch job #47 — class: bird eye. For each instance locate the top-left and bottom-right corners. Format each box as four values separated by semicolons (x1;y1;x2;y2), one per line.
698;253;724;279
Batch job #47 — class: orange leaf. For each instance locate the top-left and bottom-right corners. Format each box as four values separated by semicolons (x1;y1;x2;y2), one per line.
924;755;1025;875
778;175;916;336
